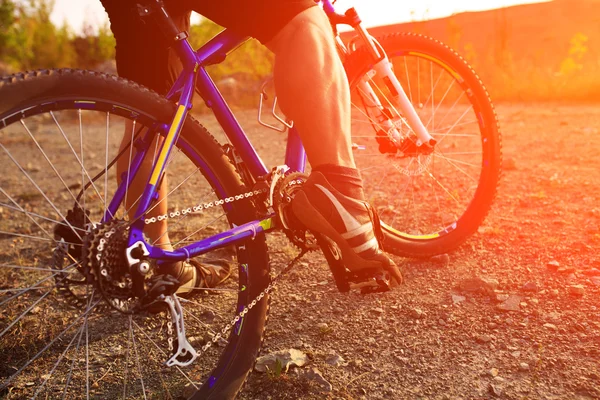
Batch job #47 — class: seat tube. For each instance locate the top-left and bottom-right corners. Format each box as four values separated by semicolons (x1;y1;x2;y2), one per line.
284;127;307;173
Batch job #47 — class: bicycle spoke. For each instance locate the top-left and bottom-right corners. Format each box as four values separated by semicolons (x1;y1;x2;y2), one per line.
130;316;148;400
1;143;84;242
1;298;100;391
21;120;91;214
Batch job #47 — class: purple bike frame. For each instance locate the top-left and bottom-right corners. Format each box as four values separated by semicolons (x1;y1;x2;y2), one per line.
116;1;347;261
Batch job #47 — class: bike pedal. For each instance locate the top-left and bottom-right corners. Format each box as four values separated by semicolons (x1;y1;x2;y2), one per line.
347;270;391;295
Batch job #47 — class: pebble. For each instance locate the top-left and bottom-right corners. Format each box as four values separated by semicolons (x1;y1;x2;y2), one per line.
591;277;600;286
475;334;492;344
519;362;530;371
296;367;332;392
317;322;329;331
496;294;510;302
558;267;575;274
543;323;558;331
489;368;499;377
569;285;585;296
549;289;559;298
497;295;522;312
452;294;466;304
489;383;502;397
254;349;309;373
411;308;425;319
522;281;539;292
546;260;560;272
325;353;347;367
430;253;450;267
371;308;384;315
458;277;498;294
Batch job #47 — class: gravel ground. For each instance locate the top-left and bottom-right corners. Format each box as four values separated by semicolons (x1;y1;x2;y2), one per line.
226;104;600;400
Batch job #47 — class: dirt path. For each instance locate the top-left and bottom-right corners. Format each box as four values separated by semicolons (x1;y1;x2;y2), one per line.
202;103;600;399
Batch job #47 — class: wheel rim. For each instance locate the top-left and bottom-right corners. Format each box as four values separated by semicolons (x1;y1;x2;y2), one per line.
0;103;248;398
350;47;491;241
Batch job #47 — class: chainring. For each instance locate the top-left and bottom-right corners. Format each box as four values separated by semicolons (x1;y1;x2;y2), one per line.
272;172;318;250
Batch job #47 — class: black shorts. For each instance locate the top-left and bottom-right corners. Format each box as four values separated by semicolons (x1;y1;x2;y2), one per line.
101;0;316;94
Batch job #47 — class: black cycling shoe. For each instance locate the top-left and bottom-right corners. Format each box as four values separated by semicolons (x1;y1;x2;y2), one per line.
291;172;403;285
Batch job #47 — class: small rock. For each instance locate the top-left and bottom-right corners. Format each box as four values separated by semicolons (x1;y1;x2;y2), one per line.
317;323;329;332
569;285;585;296
543;323;558;331
452;294;466;304
549;289;559;298
475;334;492;344
200;310;216;321
519;362;530;371
546;260;560;272
438;319;447;326
558;267;575;274
254;349;309;373
591;277;600;286
511;351;521;358
496;294;510;302
521;281;538;292
489;383;502;397
497;295;522;312
350;359;363;368
430;253;450;267
489;322;498;329
410;308;425;319
297;367;332;392
325;353;347;367
371;307;384;315
458;277;498;294
489;368;499;377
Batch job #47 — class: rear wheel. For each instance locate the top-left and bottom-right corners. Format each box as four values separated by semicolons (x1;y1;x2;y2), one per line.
344;33;502;257
0;69;269;399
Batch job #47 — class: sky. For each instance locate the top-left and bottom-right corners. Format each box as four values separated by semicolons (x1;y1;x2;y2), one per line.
49;0;549;33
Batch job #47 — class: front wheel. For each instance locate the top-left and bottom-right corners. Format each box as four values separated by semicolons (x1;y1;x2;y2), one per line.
344;33;502;258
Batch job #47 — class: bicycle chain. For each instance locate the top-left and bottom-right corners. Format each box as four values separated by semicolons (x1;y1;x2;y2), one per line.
143;188;269;225
198;245;313;354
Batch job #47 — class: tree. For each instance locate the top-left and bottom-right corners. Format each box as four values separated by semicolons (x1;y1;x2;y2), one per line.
0;0;16;60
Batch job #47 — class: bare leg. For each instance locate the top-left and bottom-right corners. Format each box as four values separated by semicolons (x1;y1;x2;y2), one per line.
117;121;172;250
266;7;354;169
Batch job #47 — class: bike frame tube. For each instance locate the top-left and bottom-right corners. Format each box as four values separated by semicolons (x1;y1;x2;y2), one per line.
125;28;278;255
285;127;307;172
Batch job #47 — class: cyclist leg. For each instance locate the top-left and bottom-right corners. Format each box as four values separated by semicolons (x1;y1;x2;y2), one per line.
101;1;231;293
193;1;402;281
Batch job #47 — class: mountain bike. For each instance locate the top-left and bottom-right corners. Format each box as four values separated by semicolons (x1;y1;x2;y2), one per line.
0;0;501;398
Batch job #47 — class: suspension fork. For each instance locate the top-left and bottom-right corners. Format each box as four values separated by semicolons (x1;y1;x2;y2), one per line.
331;6;437;148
